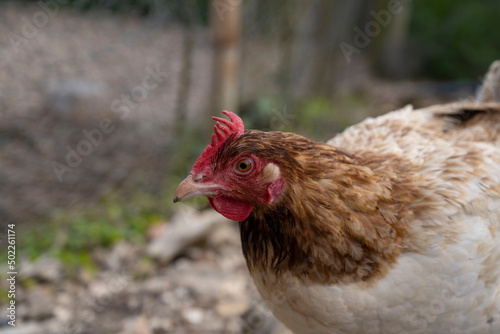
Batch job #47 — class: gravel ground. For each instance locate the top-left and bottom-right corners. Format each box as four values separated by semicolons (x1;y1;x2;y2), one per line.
0;207;292;334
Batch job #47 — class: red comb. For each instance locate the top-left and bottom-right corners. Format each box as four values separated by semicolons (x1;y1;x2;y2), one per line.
192;111;245;173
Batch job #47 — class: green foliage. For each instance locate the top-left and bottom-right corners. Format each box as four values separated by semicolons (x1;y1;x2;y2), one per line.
296;93;377;141
296;97;345;139
241;95;291;132
410;0;500;79
20;191;164;276
22;224;57;262
54;250;96;276
242;92;376;141
0;285;9;304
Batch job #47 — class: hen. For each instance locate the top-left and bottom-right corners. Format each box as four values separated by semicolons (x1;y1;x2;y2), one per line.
174;64;500;334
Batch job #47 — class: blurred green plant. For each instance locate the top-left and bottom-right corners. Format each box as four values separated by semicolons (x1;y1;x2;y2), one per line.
0;286;9;304
20;191;164;276
410;0;500;79
243;92;377;141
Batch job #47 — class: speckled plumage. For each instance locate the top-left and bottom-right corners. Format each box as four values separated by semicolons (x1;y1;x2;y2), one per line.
247;102;500;334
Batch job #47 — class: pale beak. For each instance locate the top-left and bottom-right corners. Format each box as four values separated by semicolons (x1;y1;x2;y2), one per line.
173;174;222;203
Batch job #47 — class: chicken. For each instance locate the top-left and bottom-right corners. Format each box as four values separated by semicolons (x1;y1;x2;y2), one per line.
173;65;500;334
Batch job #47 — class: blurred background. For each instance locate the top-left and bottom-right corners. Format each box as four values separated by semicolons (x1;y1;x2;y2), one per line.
0;0;499;333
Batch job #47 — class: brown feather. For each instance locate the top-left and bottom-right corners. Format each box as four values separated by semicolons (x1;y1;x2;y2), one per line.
226;131;423;285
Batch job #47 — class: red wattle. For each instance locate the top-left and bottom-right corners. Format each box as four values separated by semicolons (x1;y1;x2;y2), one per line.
209;196;253;221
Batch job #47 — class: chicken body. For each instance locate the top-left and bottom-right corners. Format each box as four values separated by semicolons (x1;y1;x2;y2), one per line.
174;83;500;333
247;103;500;334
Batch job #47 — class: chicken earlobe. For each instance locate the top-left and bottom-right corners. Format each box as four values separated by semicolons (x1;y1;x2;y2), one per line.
260;163;285;205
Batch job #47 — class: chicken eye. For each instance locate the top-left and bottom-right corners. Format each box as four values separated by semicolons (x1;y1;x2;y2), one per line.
235;159;253;173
